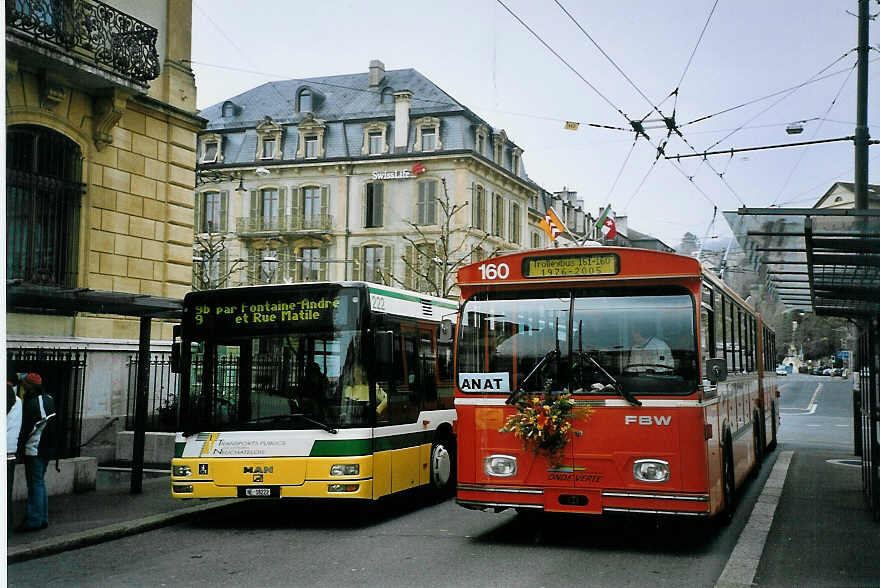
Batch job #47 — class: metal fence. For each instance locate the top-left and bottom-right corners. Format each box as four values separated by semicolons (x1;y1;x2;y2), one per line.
7;348;86;458
125;354;180;432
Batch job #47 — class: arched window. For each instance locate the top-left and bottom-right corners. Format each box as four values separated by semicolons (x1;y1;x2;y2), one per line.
221;101;237;118
7;125;82;287
298;89;313;113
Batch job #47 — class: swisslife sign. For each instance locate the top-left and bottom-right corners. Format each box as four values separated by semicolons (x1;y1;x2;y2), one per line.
371;162;426;180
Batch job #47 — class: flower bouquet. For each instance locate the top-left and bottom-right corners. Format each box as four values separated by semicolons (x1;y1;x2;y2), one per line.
500;392;590;465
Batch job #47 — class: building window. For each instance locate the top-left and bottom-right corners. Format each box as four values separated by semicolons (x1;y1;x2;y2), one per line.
305;136;318;158
368;132;383;155
472;247;485;264
511;148;522;175
202;141;218;163
199;190;226;233
531;231;542;248
261;138;276;159
299;247;320;281
381;87;393;105
6;125;82;288
261;188;279;230
363;245;384;282
221;101;238;118
298;89;312;113
493;130;507;164
364;182;383;228
509;202;521;244
414;117;441;152
474;124;488;156
492;193;504;238
416;180;437;225
405;242;437;292
302;186;321;228
472;184;486;231
421;128;436;152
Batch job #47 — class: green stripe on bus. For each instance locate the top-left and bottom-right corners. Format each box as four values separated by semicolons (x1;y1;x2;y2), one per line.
174;442;185;458
309;438;373;457
367;286;457;310
310;431;433;456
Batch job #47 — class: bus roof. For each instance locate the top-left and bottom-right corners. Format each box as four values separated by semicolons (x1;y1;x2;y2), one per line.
457;247;702;287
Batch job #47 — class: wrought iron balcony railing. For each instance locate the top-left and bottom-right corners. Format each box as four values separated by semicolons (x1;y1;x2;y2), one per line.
236;214;333;236
7;0;161;84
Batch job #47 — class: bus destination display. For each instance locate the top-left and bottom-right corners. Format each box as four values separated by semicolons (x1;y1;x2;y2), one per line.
522;253;619;278
187;293;344;333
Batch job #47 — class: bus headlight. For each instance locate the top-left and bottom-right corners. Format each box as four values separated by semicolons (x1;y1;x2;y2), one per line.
484;454;517;477
633;459;670;482
172;465;192;477
330;464;360;476
328;484;360;493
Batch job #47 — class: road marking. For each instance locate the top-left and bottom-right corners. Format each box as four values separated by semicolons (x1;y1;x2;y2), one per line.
715;450;793;588
826;459;860;468
780;383;821;415
806;424;822;427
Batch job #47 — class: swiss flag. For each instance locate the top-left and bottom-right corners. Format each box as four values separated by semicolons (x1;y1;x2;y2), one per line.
601;215;616;240
411;162;426;176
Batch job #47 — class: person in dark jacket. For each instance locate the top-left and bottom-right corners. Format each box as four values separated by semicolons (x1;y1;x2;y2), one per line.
15;373;57;532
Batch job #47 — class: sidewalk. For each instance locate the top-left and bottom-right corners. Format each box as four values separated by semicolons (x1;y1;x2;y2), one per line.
6;469;235;564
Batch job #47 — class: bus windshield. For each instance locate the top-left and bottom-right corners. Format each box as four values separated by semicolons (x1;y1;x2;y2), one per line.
457;287;698;395
181;285;382;431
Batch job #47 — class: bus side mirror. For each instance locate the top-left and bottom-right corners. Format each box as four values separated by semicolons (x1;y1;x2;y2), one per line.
171;324;181;374
438;319;454;344
375;330;394;368
705;358;727;384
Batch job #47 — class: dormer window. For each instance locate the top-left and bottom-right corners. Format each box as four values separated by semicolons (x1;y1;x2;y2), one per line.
414;117;441;153
255;117;282;161
492;130;507;164
221;101;239;118
511;147;522;175
199;133;224;163
305;136;318;158
381;87;393;105
298;89;313;113
296;113;327;159
361;121;388;156
474;124;488;157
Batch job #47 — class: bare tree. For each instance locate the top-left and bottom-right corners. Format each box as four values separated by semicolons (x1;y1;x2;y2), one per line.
388;178;493;298
192;223;245;290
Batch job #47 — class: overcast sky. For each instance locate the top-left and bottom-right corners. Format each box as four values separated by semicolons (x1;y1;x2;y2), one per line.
191;0;879;247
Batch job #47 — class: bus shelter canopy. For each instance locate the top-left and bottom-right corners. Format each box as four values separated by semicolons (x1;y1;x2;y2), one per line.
723;208;880;319
6;283;183;319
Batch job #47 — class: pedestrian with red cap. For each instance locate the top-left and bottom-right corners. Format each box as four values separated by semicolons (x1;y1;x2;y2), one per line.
15;373;57;532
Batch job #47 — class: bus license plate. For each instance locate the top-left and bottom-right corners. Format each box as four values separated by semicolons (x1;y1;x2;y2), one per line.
238;486;279;498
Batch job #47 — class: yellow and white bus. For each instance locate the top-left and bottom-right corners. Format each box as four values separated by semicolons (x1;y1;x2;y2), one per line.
170;282;457;501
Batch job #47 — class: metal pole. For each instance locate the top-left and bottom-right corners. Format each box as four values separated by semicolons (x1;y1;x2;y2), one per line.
130;316;151;494
854;0;869;210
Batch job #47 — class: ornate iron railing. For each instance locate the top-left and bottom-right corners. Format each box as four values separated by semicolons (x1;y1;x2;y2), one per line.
236;214;333;235
7;0;160;83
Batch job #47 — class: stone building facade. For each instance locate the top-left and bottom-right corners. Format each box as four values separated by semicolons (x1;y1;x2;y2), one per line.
194;60;588;296
6;0;202;464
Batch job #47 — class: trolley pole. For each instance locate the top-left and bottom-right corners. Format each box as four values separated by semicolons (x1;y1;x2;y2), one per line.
854;0;869;210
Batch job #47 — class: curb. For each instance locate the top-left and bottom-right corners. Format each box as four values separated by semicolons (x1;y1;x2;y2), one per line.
7;499;238;564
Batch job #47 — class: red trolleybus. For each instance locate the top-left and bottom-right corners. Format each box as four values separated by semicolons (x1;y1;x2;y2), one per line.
453;247;777;519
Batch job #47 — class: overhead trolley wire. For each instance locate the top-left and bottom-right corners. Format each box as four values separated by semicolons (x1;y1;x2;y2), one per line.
770;60;858;205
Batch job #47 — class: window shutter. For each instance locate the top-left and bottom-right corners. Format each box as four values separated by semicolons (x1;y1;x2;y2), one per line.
320;186;329;219
470;182;476;227
416;183;426;225
375;182;383;227
383;245;393;285
404;244;414;289
361;184;368;228
194;193;202;233
318;246;329;281
291;187;301;223
279;186;288;217
508;202;514;241
250;190;258;218
219;191;228;232
247;249;258;285
428;181;437;225
351;246;361;281
219;249;228;288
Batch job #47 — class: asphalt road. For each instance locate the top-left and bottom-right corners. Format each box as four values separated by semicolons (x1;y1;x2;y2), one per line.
7;373;864;588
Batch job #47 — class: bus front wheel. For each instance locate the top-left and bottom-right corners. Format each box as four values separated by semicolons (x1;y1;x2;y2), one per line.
429;436;456;497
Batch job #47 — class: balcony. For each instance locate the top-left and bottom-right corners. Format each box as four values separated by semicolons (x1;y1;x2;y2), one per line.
236;214;333;237
6;0;160;88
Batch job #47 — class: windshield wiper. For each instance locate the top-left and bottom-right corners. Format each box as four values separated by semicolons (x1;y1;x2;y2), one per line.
507;349;558;405
582;353;641;407
247;413;338;434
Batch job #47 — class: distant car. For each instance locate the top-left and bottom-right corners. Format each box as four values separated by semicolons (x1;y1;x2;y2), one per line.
776;366;788;376
822;368;833;376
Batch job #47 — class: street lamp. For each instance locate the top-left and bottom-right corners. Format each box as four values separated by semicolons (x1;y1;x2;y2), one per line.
196;169;247;193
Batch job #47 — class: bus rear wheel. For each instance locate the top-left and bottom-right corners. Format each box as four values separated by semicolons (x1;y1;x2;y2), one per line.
768;403;778;451
429;436;455;498
720;439;736;525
